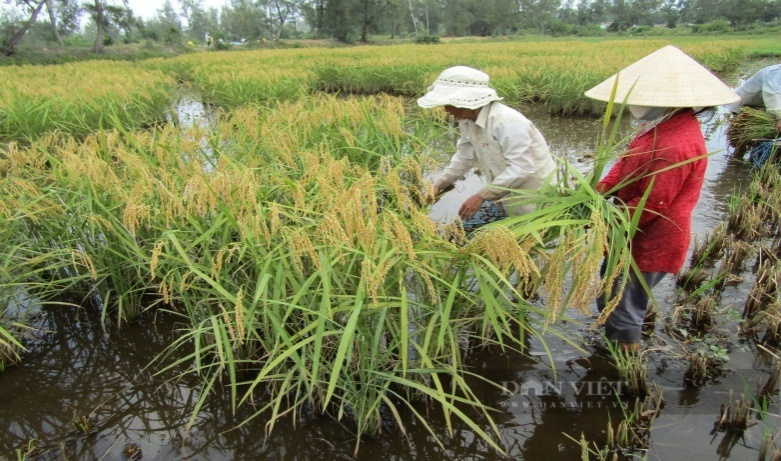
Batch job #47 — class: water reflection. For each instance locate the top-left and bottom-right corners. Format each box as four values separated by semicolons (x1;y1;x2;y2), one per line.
171;94;217;131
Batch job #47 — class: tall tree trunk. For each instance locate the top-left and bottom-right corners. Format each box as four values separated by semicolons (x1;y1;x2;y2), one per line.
3;0;46;56
46;0;64;46
360;0;370;42
407;0;418;37
315;0;325;38
92;0;105;54
273;0;288;41
424;2;429;35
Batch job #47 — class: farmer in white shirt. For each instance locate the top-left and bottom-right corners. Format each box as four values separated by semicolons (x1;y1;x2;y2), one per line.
418;66;557;233
727;64;781;132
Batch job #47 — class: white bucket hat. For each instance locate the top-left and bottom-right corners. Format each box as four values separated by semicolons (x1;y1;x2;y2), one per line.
584;45;740;107
417;66;503;109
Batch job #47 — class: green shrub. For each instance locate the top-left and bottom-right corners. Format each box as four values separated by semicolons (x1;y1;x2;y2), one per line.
692;19;732;34
415;35;440;44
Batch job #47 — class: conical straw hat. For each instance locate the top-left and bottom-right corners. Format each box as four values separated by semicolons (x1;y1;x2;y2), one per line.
584;45;740;107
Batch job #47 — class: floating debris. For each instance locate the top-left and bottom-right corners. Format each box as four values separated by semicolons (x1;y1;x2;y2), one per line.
122;443;143;460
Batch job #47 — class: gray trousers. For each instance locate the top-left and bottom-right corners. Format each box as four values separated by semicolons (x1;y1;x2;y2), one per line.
596;268;666;343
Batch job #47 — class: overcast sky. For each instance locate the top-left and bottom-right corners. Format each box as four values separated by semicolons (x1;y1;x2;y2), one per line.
126;0;228;20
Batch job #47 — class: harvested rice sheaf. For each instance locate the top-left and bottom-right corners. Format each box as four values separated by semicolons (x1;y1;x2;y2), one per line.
727;107;778;152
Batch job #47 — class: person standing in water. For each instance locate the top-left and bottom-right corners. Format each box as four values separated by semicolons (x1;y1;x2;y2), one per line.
584;45;740;352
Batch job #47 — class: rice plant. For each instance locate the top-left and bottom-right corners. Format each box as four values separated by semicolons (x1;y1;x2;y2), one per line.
0;38;764;453
0;62;174;142
759;431;781;461
743;259;779;322
13;439;42;461
727;195;764;242
727;107;779;153
139;38;757;115
567;383;664;460
1;93;589;454
605;338;649;397
691;224;729;269
713;389;757;433
676;267;710;292
684;338;730;387
757;360;781;402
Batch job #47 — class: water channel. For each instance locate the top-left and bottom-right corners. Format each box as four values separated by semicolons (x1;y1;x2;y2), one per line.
0;91;775;460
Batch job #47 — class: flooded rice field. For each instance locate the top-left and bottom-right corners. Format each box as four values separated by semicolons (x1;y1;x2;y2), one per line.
1;97;776;461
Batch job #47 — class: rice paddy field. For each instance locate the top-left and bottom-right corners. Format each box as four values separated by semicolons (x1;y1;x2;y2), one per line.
2;36;781;460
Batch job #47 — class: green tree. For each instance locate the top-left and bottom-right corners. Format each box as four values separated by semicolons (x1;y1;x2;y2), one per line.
575;0;609;25
221;0;268;41
54;0;85;35
180;0;219;41
45;0;63;45
3;0;47;55
83;0;134;53
157;0;182;30
660;0;683;27
686;0;724;23
322;0;354;41
261;0;298;40
441;0;475;35
356;0;390;41
486;0;520;34
518;0;560;34
300;0;327;37
609;0;662;29
374;0;409;38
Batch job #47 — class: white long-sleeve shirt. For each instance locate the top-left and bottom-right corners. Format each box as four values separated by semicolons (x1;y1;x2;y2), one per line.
727;64;781;117
435;101;557;216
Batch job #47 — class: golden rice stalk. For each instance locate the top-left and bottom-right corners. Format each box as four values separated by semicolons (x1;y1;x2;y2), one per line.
150;239;166;279
219;302;237;343
381;213;416;262
463;225;539;282
183;173;218;217
71;249;98;280
362;255;399;304
235;287;245;343
1;141;48;171
728;107;778;150
568;210;611;313
539;229;573;320
159;270;174;304
123;183;153;236
211;243;242;279
286;227;320;271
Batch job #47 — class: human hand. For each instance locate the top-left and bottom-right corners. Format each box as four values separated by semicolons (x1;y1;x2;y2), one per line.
423;185;440;205
776;118;781;132
458;194;484;221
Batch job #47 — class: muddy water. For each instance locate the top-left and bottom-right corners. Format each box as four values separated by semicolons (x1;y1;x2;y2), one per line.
1;101;775;460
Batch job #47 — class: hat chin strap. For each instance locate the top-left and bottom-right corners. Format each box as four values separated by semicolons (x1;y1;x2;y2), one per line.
629;105;668;121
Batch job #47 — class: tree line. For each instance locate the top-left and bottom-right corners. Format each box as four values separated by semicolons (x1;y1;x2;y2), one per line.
2;0;780;55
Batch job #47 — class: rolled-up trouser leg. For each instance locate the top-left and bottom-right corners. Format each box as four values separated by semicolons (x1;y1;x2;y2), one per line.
460;200;507;234
597;270;667;343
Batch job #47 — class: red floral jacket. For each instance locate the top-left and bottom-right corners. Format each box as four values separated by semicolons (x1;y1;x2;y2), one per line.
597;109;707;274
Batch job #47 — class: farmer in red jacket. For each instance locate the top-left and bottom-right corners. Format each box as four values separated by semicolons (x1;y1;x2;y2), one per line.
584;46;740;352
